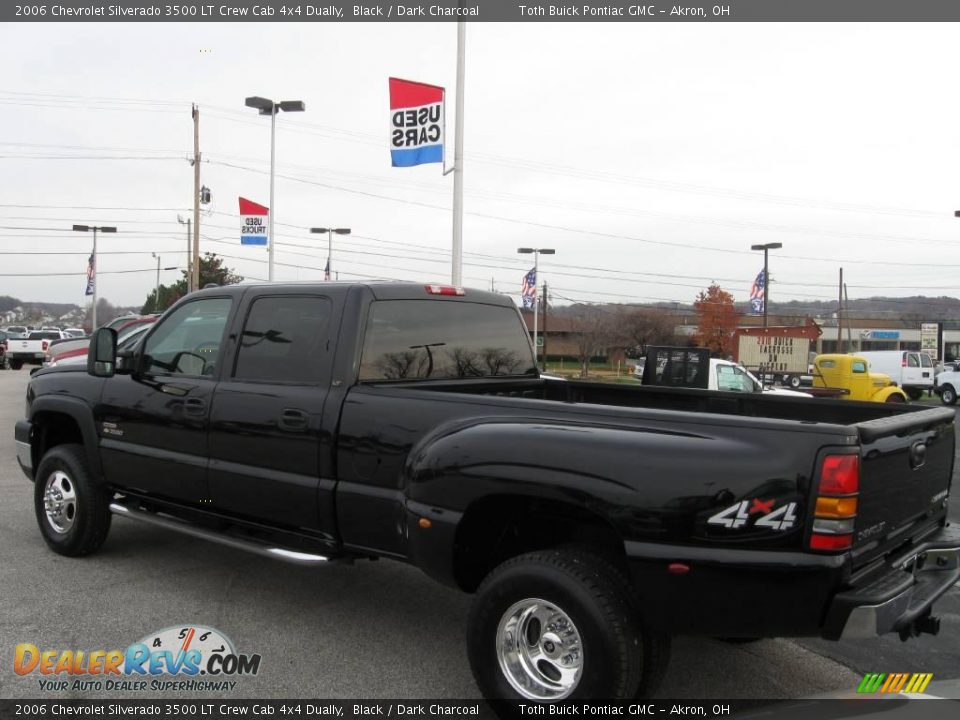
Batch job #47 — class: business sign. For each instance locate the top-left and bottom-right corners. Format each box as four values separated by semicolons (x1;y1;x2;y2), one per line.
239;197;269;246
389;77;444;167
921;322;940;359
861;330;900;340
737;335;810;374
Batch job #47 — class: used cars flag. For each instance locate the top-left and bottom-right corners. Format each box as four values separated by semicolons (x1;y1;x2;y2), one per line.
389;77;445;167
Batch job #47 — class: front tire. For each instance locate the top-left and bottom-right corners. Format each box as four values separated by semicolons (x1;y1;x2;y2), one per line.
885;393;906;403
34;444;112;557
467;549;669;701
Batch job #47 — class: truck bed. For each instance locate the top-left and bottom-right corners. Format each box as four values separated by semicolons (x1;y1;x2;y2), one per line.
341;376;954;574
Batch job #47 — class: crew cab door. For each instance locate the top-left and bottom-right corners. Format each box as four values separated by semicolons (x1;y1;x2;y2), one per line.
96;296;233;503
207;293;338;538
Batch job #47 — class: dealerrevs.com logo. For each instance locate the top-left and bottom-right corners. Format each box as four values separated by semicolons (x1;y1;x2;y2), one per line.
14;625;261;692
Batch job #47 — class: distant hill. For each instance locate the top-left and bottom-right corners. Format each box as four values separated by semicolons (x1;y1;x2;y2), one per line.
551;295;960;328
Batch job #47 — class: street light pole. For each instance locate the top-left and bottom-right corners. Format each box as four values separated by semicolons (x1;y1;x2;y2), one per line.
310;227;351;280
518;247;555;369
750;242;782;328
245;96;306;282
151;253;161;312
72;224;116;331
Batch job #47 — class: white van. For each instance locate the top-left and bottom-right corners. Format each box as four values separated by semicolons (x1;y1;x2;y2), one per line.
856;350;935;400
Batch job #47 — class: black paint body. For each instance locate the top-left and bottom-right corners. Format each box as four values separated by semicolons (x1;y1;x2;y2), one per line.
17;283;957;639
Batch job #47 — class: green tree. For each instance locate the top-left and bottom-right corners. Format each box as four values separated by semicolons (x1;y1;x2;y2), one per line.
142;253;243;314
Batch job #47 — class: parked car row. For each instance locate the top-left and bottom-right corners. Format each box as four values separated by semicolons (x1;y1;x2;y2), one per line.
3;315;159;371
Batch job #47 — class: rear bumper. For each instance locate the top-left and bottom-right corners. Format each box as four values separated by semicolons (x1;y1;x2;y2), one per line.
822;523;960;640
15;419;33;480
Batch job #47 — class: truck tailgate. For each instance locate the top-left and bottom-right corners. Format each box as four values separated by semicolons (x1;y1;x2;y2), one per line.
851;407;955;564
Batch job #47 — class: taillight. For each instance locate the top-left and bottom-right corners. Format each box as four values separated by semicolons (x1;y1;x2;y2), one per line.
810;453;859;552
42;341;49;351
424;284;465;296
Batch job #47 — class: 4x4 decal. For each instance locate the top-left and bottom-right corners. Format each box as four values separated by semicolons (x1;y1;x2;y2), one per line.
707;499;798;531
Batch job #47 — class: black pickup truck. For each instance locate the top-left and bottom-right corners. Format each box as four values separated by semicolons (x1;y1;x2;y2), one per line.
14;283;960;701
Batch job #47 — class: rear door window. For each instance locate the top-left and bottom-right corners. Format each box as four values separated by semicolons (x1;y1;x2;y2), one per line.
907;353;919;368
233;296;331;384
359;300;536;381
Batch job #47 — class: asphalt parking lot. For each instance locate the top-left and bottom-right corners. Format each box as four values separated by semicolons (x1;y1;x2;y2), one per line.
0;368;956;701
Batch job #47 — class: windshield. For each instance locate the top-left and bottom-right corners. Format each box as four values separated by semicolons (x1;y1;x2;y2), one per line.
359;300;537;381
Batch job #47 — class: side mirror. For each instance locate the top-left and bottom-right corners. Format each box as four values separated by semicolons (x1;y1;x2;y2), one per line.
87;328;118;378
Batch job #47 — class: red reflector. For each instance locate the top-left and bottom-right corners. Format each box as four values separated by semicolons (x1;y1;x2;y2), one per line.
667;562;690;575
819;455;859;495
810;533;853;551
424;284;465;296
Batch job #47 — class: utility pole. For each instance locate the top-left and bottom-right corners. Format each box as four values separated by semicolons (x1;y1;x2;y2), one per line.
191;104;201;293
837;267;844;354
541;282;548;372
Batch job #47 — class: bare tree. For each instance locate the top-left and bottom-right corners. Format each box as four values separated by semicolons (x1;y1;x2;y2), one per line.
618;307;676;356
571;305;615;378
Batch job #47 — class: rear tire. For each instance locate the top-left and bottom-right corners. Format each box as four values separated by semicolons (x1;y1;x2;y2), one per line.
34;444;112;557
906;388;924;401
941;385;957;406
788;376;801;389
467;549;669;701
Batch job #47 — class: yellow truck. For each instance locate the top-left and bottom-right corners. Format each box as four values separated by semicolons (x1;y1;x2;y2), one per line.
811;354;909;403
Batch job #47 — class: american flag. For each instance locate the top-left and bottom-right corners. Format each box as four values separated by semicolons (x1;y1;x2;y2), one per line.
84;252;95;296
749;269;765;314
324;258;331;282
521;267;537;309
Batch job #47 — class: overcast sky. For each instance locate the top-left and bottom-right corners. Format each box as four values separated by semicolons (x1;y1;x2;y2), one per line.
1;22;957;312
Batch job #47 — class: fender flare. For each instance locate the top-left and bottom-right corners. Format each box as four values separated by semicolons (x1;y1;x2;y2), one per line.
29;396;104;481
404;419;635;588
873;386;909;403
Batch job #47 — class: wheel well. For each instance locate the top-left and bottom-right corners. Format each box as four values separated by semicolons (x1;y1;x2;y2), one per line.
32;412;84;468
452;495;627;592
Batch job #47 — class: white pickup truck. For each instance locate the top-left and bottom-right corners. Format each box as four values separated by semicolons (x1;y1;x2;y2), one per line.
6;330;65;370
639;346;811;397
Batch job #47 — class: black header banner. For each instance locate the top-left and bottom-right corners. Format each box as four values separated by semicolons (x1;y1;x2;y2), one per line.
6;0;960;22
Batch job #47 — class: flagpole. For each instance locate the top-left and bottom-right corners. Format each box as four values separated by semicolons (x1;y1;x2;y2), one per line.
451;20;466;286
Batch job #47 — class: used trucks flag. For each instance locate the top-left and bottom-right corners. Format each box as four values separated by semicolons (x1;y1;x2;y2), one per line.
239;197;269;246
389;77;444;167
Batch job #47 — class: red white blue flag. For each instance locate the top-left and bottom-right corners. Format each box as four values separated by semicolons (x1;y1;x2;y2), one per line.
84;252;95;296
749;269;765;314
239;197;269;246
521;268;537;309
324;258;331;282
389;77;444;168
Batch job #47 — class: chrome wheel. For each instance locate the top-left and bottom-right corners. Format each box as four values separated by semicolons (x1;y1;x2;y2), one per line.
42;470;77;534
496;598;583;700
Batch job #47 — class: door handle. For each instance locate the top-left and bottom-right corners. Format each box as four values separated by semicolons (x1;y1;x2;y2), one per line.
279;408;309;432
183;398;206;416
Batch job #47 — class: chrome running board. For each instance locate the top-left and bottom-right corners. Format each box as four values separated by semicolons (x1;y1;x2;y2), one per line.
109;501;333;566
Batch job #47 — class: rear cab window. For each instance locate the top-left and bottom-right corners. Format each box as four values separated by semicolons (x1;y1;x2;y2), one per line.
358;300;536;381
